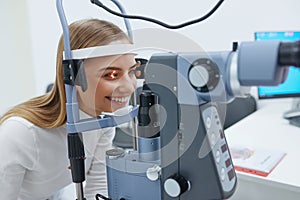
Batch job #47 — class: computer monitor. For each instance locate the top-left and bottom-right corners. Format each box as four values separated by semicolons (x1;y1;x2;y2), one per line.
255;31;300;127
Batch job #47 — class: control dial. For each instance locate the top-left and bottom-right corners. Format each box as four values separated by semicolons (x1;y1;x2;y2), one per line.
146;165;161;181
188;58;220;92
164;174;190;198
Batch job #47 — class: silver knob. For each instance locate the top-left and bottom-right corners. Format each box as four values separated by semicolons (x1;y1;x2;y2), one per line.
189;64;209;88
164;175;190;198
146;165;161;181
188;58;220;92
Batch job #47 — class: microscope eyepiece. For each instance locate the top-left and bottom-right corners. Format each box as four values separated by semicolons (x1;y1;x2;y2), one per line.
138;90;159;127
138;90;160;138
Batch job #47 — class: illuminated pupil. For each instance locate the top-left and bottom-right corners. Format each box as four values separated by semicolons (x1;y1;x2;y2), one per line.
109;70;118;79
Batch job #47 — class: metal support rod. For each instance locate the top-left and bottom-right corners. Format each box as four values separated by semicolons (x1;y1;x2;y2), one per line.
130;93;138;150
76;183;85;200
56;1;85;200
110;0;133;41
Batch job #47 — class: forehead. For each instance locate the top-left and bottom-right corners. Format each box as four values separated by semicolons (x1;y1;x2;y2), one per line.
84;54;136;70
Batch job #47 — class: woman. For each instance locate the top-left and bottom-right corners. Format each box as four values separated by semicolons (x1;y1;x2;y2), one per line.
0;19;138;200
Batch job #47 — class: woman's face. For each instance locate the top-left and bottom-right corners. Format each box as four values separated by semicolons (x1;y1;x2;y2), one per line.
76;44;138;117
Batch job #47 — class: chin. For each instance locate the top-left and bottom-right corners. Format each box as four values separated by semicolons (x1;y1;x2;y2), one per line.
112;105;128;112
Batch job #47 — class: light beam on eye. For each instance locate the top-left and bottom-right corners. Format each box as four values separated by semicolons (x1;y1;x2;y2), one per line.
109;70;118;79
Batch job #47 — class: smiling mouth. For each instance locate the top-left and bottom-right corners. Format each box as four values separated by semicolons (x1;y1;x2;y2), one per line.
107;96;130;104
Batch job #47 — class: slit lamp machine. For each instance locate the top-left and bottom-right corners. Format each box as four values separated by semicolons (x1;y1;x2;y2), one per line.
56;0;300;199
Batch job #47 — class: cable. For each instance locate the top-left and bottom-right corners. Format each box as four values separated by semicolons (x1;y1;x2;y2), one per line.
95;193;112;200
91;0;225;29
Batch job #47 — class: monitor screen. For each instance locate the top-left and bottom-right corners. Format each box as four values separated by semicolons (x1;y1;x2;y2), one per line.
254;31;300;99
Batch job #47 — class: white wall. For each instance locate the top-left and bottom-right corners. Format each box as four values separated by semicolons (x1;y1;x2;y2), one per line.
26;0;300;95
2;0;300;113
0;1;35;114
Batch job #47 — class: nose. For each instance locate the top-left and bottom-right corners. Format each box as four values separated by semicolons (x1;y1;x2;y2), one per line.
116;73;137;94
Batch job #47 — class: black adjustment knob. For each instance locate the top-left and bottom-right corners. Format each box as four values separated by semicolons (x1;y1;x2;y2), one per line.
164;174;190;198
188;58;220;92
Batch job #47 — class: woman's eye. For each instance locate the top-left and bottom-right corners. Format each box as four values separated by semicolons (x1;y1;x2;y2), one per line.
103;70;119;80
129;62;141;76
129;67;137;76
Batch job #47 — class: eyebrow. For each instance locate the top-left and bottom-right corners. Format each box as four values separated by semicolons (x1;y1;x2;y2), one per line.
99;63;138;72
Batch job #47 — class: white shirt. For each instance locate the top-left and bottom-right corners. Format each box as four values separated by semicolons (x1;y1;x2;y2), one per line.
0;111;115;200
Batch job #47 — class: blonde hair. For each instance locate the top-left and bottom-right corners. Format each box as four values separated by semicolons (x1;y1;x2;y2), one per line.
0;19;131;128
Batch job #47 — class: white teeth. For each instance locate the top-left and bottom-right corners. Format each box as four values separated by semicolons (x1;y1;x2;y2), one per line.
111;97;128;103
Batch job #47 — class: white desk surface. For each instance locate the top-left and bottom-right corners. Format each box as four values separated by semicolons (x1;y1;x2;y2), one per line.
225;99;300;199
